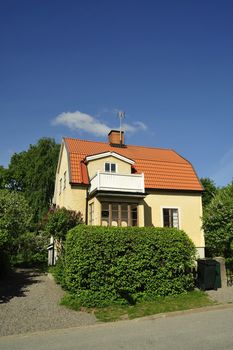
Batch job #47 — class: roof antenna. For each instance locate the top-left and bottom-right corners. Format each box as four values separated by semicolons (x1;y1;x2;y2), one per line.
117;111;125;146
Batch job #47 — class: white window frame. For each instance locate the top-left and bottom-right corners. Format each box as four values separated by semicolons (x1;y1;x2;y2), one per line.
161;206;181;229
104;162;117;173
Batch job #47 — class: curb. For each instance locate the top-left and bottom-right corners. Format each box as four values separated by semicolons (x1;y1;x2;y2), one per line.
132;302;233;322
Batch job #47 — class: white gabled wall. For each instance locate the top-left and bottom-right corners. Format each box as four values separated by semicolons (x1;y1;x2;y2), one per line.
87;155;132;179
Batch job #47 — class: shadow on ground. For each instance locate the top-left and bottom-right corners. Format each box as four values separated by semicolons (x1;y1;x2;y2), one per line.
0;269;42;304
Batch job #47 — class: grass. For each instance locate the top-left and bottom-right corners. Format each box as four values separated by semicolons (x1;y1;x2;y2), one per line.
61;290;215;322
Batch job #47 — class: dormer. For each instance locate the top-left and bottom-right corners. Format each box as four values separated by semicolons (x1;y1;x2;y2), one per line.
85;151;135;180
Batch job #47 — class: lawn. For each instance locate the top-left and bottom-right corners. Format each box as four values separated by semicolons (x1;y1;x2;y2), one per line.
61;290;215;322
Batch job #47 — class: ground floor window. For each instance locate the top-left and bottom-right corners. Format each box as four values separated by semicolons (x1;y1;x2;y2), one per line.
163;208;179;228
101;202;138;227
89;203;94;225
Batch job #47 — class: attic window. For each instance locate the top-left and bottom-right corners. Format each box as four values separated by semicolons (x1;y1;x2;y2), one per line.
105;163;116;173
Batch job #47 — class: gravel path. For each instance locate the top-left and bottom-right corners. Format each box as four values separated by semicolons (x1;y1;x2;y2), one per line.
0;269;96;337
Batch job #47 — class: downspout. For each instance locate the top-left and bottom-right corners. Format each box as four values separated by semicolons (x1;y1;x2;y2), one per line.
85;189;88;225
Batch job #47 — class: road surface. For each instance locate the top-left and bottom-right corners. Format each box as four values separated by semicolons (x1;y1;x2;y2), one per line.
1;306;233;350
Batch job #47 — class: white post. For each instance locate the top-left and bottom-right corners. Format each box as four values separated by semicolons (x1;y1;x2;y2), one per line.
141;173;145;193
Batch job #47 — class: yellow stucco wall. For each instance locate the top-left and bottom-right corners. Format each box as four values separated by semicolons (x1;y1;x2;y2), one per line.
53;143;87;222
88;197;101;225
144;190;204;249
53;143;204;256
87;155;132;179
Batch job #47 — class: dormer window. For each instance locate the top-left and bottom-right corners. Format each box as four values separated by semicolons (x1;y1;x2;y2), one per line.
105;163;116;173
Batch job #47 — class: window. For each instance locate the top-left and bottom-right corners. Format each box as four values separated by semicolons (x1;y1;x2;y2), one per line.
163;208;179;228
105;163;116;173
63;171;67;189
101;203;110;226
101;203;138;227
89;203;94;225
59;178;62;195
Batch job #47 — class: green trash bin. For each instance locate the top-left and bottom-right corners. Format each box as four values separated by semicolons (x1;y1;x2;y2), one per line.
214;261;221;289
197;259;221;290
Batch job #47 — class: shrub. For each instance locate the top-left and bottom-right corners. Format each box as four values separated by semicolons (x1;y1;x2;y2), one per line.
62;226;196;307
203;181;233;257
51;255;66;288
12;232;48;267
44;207;83;241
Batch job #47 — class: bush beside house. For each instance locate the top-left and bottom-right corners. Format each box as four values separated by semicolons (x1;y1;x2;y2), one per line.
57;225;196;307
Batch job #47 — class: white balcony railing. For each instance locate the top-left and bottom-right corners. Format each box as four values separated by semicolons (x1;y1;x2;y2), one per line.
89;171;145;194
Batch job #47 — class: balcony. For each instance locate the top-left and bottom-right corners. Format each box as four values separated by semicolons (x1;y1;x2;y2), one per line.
89;171;145;194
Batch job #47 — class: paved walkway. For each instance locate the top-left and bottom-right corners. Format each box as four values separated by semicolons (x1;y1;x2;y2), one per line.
207;285;233;304
0;269;96;337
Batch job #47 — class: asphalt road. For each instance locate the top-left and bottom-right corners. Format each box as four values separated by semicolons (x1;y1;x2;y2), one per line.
1;306;233;350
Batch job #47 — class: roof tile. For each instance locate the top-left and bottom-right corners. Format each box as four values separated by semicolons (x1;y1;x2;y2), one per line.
64;137;202;191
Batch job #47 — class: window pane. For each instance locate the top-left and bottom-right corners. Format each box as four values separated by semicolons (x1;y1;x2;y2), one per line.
101;210;109;218
102;203;109;211
131;205;137;226
163;209;170;227
105;163;110;172
111;163;116;172
112;203;118;211
172;209;179;228
163;208;179;228
101;203;109;226
121;204;128;211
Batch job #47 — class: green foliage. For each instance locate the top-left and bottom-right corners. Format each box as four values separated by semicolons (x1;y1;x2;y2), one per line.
60;226;196;307
0;189;32;249
203;181;233;257
0;166;8;189
44;207;83;241
50;255;67;288
7;138;60;223
0;189;32;275
200;177;218;209
12;232;48;267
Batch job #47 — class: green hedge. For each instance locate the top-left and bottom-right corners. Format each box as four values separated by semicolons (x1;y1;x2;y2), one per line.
62;226;196;307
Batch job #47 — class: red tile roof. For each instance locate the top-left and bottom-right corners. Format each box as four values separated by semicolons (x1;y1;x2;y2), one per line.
64;137;203;191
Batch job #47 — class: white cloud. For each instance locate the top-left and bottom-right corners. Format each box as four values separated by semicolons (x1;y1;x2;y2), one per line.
52;110;147;137
52;111;111;137
212;147;233;186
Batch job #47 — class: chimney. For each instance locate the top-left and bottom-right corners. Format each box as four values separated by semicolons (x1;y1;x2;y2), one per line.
108;130;125;147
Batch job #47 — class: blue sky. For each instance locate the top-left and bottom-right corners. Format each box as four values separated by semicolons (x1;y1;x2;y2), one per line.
0;0;233;186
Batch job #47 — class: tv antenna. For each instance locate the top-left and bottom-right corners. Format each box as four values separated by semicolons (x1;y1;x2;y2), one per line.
117;111;125;145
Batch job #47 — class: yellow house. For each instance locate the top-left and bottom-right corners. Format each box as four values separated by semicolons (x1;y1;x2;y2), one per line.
53;130;205;258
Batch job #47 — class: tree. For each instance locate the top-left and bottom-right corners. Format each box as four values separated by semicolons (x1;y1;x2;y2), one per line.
44;207;83;241
7;138;60;223
0;166;7;189
202;181;233;257
200;177;218;209
0;190;32;274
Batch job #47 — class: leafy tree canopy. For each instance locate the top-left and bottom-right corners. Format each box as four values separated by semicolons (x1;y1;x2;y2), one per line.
203;181;233;257
44;207;83;241
7;138;60;223
0;189;32;249
200;177;218;209
0;166;8;189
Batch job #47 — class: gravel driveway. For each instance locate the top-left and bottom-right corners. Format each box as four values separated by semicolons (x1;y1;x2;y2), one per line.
0;269;96;337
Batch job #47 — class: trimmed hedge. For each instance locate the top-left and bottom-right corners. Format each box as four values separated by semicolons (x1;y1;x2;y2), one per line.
61;226;196;307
